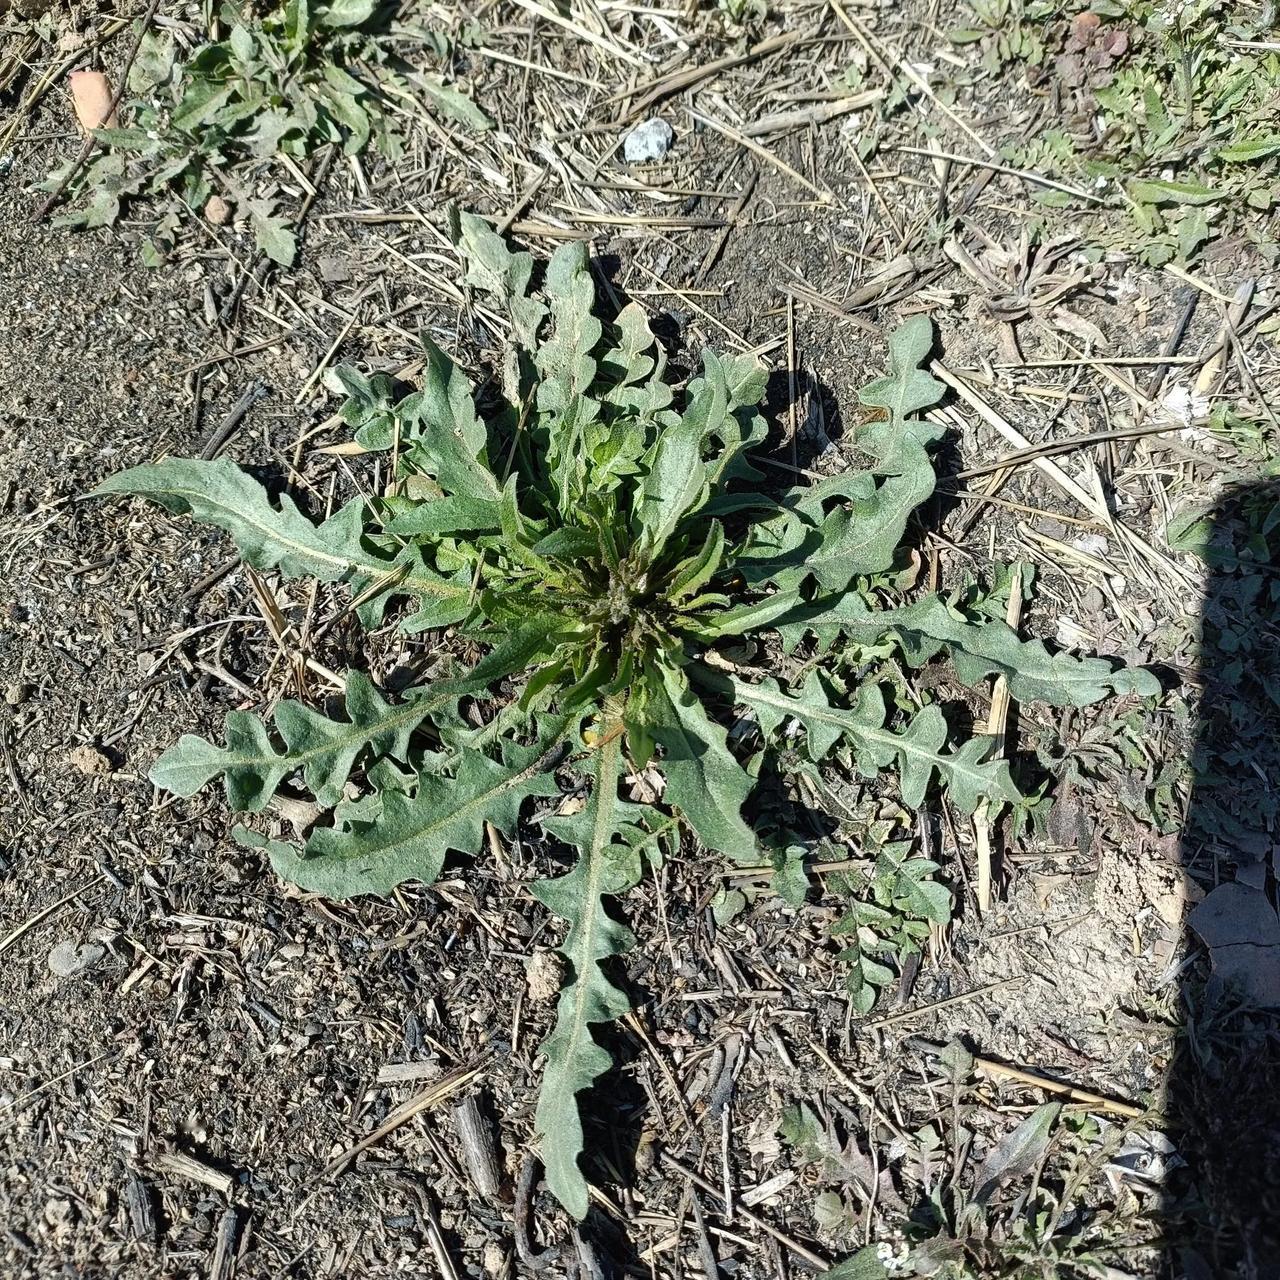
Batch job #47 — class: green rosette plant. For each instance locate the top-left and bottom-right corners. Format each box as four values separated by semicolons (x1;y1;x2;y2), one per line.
92;212;1156;1216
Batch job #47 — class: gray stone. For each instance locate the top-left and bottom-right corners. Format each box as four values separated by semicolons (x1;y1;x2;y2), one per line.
1189;883;1280;1007
48;940;105;979
623;118;674;164
318;256;353;284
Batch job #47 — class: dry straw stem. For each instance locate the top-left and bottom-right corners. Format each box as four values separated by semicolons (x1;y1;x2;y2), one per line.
932;361;1193;593
933;363;1108;515
0;29;37;95
208;1209;241;1280
319;1054;492;1178
866;976;1026;1029
828;0;995;156
973;565;1023;914
606;30;804;119
658;1153;829;1270
744;90;885;138
0;15;129;150
0;1048;116;1112
975;1056;1144;1119
1195;279;1256;397
685;108;836;206
0;875;105;956
152;1149;236;1196
508;0;650;68
949;420;1191;482
891;145;1105;205
33;0;163;221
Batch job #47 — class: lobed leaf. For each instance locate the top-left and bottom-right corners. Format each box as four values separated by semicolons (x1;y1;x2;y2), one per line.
410;73;494;132
382;493;501;537
536;241;603;415
970;1102;1061;1209
246;199;297;266
649;665;757;860
276;731;566;898
793;468;935;590
696;350;769;489
531;731;636;1219
598;302;671;417
689;587;804;639
857;315;946;471
150;672;457;811
731;675;1021;814
779;594;1160;706
92;456;469;619
395;338;499;501
665;522;726;603
314;0;376;28
736;318;940;594
453;210;546;350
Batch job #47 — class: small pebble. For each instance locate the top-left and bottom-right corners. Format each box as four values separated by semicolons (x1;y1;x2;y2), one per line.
48;940;106;979
204;195;233;226
4;682;27;706
1072;533;1110;557
623;117;674;163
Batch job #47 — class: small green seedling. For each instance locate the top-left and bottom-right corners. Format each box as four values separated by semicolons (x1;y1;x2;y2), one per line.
92;212;1156;1217
832;832;953;1014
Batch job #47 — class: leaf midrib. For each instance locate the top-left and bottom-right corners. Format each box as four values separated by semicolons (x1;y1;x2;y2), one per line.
561;732;619;1077
325;743;556;863
741;682;995;788
146;480;468;600
291;689;452;769
214;687;451;775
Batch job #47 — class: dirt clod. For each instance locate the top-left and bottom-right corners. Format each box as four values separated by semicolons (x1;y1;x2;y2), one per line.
204;194;233;226
525;950;564;1002
65;744;109;776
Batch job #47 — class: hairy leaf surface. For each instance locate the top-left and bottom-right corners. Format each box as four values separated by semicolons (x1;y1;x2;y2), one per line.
531;731;635;1219
857;314;946;470
650;665;756;860
733;675;1020;813
92;458;468;614
151;672;457;811
794;595;1161;706
454;210;545;348
277;733;565;897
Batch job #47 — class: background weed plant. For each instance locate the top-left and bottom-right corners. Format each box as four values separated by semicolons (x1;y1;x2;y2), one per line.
49;0;490;263
949;0;1280;264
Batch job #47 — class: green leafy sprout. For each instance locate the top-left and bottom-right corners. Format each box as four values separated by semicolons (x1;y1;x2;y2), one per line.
832;830;953;1015
52;0;491;264
91;211;1158;1218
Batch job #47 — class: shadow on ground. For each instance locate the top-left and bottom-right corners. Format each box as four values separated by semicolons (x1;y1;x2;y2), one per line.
1168;478;1280;1279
